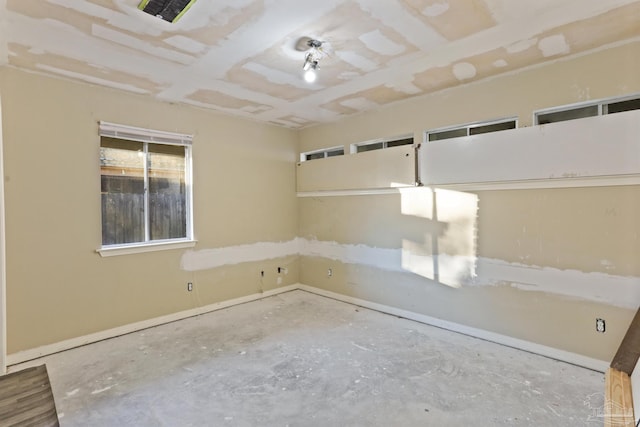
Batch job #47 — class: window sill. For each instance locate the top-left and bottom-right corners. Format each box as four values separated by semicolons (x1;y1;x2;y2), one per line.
97;240;197;257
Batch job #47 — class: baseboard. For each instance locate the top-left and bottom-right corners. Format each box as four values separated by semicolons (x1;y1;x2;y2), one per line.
6;284;299;367
7;283;610;373
298;284;610;373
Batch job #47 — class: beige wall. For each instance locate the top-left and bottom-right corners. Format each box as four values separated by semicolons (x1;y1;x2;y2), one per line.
298;41;640;362
1;41;638;363
0;67;299;354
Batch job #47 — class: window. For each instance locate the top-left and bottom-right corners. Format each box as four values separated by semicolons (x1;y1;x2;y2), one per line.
300;146;344;162
99;122;193;248
426;118;517;142
351;135;413;153
534;94;640;125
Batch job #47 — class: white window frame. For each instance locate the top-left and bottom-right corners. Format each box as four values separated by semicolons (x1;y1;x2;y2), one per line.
533;93;640;125
425;117;518;143
350;134;414;154
97;121;195;257
299;145;345;162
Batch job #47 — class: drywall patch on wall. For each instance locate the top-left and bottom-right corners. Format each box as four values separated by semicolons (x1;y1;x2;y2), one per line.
297;239;639;309
474;258;640;310
180;238;639;307
301;239;402;272
180;239;303;271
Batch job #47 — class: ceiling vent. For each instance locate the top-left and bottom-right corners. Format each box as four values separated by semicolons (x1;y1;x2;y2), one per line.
138;0;197;23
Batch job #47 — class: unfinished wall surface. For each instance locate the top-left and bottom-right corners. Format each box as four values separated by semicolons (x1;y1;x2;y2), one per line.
0;67;299;354
298;41;640;363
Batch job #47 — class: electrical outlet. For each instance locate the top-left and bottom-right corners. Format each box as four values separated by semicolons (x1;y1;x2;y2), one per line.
596;318;606;333
187;282;193;292
328;268;332;277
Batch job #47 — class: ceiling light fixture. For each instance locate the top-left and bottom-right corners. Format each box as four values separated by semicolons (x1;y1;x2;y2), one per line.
302;39;324;84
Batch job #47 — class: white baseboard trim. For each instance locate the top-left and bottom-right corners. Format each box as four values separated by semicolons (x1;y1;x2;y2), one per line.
298;284;610;373
6;285;299;367
7;283;609;373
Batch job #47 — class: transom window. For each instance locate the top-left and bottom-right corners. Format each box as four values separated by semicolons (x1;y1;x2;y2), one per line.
534;94;640;125
99;122;193;248
351;135;413;153
426;117;517;142
300;146;344;162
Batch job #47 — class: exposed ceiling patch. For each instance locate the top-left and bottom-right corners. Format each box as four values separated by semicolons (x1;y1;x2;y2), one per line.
357;0;446;52
163;35;207;54
493;59;508;68
3;0;640;128
340;97;380;111
506;38;538;54
243;62;316;90
36;64;151;94
138;0;197;23
422;1;450;17
335;51;378;73
359;29;406;56
452;62;477;80
91;24;195;64
538;34;570;57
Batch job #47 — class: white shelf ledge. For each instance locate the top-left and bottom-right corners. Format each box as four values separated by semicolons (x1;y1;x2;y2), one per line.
97;240;197;257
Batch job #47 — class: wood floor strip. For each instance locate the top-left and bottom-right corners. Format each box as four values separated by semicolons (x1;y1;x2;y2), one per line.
605;368;635;427
0;365;59;427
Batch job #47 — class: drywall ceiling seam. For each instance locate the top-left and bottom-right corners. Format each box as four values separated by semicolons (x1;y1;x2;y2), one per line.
5;12;183;86
46;0;166;37
155;0;346;101
263;36;640;126
91;24;195;65
35;65;151;94
254;0;638;122
354;0;446;52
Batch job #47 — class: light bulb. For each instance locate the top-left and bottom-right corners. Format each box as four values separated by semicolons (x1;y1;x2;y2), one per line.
304;68;317;83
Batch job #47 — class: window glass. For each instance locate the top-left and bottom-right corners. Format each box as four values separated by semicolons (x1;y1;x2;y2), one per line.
100;138;145;245
386;138;413;148
356;142;384;153
428;128;467;142
536;105;598;124
148;144;186;241
606;98;640;114
470;121;516;135
305;152;325;161
100;136;190;246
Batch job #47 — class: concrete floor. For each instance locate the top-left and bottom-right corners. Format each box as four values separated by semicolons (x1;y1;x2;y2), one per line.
14;290;604;426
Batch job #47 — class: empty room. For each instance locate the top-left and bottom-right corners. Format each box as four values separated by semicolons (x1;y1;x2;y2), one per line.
0;0;639;426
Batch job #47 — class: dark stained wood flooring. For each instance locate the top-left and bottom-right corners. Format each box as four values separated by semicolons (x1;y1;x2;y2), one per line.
0;365;58;427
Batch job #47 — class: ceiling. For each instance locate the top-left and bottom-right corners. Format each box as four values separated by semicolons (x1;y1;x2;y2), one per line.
1;0;639;129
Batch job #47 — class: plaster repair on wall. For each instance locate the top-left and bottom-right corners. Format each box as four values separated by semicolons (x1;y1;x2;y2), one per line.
180;238;640;309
